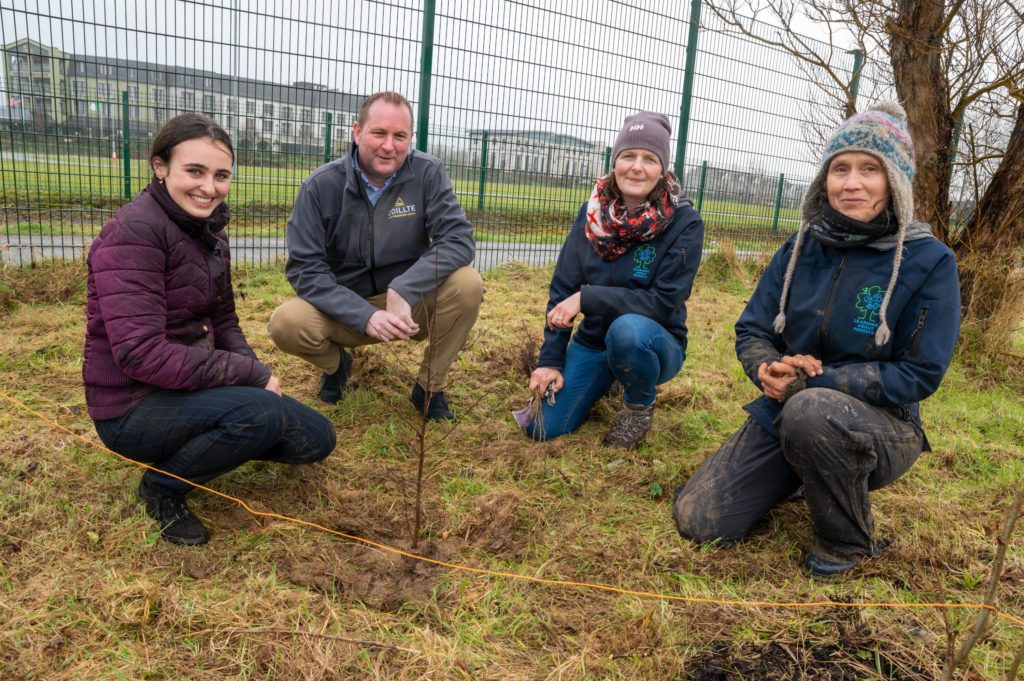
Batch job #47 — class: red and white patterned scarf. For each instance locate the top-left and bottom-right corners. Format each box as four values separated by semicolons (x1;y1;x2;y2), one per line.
584;173;685;261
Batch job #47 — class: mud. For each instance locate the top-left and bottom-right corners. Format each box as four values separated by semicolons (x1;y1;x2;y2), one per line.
685;639;930;680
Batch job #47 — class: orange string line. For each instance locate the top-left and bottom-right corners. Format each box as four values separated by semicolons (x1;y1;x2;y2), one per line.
4;390;1022;630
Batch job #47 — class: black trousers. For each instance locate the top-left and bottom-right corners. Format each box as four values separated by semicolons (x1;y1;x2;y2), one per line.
673;388;923;559
95;386;336;497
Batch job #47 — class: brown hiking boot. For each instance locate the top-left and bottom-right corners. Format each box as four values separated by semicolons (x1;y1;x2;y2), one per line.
602;401;654;449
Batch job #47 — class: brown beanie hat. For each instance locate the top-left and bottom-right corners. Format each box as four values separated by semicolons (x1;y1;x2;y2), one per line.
611;111;672;170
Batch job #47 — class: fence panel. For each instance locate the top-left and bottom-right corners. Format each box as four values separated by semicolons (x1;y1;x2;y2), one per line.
0;0;915;269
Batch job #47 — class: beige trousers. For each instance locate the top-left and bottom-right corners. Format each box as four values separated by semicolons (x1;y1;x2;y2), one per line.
268;266;483;391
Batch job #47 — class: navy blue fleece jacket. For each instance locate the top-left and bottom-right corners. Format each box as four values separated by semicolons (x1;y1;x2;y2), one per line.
736;230;960;438
537;202;704;369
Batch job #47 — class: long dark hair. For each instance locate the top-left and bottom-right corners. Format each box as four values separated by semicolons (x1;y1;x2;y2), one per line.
150;113;233;170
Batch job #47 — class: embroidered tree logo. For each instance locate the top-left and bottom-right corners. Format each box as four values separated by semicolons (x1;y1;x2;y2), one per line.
634;244;657;269
856;285;884;321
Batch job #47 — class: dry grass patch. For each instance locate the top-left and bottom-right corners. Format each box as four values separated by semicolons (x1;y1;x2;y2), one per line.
0;260;1021;679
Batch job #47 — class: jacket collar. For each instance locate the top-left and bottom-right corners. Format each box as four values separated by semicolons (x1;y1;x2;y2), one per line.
344;146;417;197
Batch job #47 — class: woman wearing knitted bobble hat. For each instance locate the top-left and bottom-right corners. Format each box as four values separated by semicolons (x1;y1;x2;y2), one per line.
514;111;704;449
673;102;961;577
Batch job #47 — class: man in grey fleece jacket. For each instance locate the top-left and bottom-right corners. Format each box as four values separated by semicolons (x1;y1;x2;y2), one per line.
268;91;482;421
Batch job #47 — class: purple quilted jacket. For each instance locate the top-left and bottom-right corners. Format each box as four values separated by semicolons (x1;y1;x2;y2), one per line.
83;187;272;420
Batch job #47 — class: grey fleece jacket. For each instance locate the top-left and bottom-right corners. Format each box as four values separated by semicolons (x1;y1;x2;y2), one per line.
284;148;475;333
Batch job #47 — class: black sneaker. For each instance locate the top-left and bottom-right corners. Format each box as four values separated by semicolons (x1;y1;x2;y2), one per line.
138;480;209;546
319;349;353;404
410;382;455;421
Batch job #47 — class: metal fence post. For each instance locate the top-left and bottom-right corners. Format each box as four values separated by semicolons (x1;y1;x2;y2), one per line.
696;160;707;212
674;0;702;178
477;131;489;211
771;173;785;232
846;49;864;116
416;0;436;153
323;111;333;165
121;91;131;198
603;146;612;173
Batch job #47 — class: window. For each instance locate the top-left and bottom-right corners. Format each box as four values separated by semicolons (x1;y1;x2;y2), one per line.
129;105;140;120
155;109;164;126
180;91;195;109
281;106;292;120
127;85;139;101
226;116;234;130
301;108;312;122
261;118;273;134
202;94;216;113
127;68;137;80
263;103;274;117
98;64;110;76
280;122;291;136
226;98;237;113
151;88;165;104
73;80;87;97
246;100;255;115
204;77;213;88
97;82;111;98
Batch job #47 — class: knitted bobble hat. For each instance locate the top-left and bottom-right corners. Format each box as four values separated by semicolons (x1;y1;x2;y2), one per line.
611;111;672;171
773;101;915;347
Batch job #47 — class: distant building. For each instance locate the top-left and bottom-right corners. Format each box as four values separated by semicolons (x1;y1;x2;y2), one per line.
467;129;604;180
2;38;362;152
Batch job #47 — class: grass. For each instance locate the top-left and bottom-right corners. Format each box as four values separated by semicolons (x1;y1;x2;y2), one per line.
0;257;1021;679
3;153;801;246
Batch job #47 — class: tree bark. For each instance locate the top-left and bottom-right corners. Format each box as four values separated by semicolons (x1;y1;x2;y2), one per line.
953;103;1024;323
887;0;955;242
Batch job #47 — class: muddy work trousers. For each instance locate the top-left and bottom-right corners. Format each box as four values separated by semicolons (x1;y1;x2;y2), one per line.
673;388;924;559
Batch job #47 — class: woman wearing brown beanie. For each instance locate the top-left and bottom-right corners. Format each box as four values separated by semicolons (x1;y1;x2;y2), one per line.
518;112;704;449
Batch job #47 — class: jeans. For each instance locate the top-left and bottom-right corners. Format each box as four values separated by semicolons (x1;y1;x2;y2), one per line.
673;388;923;558
525;314;684;440
94;386;337;497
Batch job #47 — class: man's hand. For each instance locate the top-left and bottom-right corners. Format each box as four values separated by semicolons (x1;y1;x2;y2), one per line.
365;289;420;341
546;291;582;330
264;374;282;396
529;367;564;398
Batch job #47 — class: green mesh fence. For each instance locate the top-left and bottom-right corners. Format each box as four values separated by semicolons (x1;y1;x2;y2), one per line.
0;0;933;268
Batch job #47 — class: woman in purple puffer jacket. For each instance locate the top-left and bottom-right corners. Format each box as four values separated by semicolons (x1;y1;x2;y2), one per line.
84;113;336;546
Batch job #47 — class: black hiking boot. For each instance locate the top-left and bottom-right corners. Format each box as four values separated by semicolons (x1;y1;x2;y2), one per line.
138;480;209;546
319;348;353;404
410;382;455;421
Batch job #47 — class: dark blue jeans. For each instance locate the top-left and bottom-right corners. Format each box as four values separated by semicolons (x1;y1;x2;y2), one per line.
525;314;684;440
95;386;336;497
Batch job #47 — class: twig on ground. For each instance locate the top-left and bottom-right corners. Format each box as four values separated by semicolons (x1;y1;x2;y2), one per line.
205;627;420;654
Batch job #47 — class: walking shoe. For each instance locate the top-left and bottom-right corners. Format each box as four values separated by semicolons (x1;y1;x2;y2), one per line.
410;382;455;421
138;480;209;546
602;401;655;449
803;551;859;579
804;538;890;579
318;348;353;404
